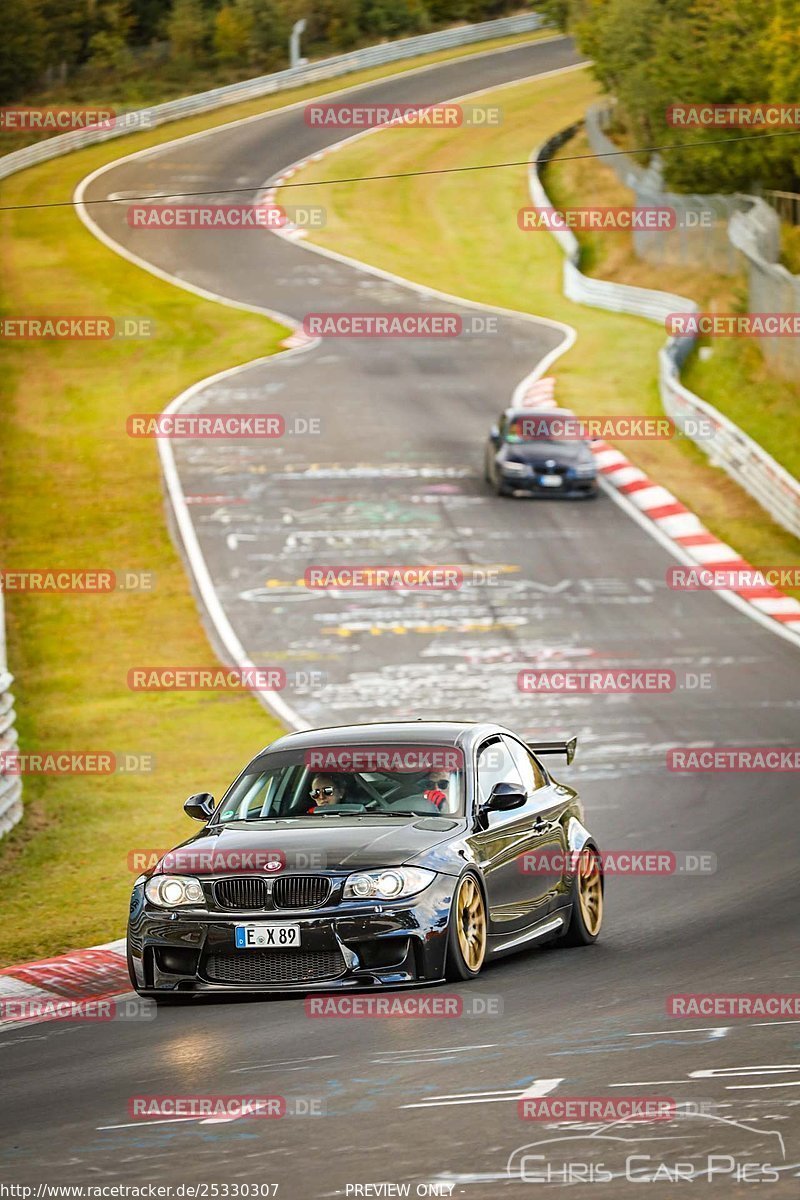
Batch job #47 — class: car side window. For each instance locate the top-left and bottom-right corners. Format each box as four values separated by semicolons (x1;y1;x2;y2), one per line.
498;413;508;439
506;738;548;794
477;739;525;805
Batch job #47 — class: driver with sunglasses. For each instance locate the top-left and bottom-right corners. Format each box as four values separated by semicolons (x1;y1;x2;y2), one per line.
306;773;346;814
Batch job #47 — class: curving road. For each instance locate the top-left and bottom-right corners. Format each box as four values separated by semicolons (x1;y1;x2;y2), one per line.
2;35;799;1197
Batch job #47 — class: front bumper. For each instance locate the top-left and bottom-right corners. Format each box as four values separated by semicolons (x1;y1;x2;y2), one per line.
127;874;456;994
499;468;597;496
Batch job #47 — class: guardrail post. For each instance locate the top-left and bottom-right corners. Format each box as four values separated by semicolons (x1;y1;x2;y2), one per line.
290;19;308;70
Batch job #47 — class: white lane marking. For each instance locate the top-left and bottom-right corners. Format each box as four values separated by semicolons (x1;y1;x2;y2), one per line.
98;1116;199;1130
611;1063;800;1088
231;1053;337;1073
226;532;257;551
372;1043;497;1063
401;1077;562;1109
379;1041;496;1051
691;1065;800;1077
727;1081;800;1090
626;1027;730;1038
609;1080;698;1087
100;1100;282;1130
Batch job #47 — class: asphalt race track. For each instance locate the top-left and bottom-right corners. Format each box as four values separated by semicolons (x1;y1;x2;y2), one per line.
2;35;799;1197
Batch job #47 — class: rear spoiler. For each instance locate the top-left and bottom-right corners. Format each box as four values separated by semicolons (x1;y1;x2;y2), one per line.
527;736;577;765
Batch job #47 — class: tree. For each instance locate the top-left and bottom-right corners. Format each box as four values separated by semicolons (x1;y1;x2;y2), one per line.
87;2;135;73
362;0;431;38
167;0;212;66
243;0;292;70
0;0;45;101
214;4;253;66
567;0;800;193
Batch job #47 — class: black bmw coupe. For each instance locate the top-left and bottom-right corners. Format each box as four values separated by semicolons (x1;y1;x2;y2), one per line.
127;721;603;1000
485;407;598;497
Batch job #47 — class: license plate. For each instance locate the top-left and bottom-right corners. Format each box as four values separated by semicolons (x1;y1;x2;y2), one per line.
235;923;300;949
539;474;562;487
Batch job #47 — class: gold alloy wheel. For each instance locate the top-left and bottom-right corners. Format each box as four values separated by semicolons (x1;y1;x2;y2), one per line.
455;875;487;972
577;848;603;936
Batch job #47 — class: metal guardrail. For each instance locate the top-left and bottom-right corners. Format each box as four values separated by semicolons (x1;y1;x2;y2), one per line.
531;130;800;542
658;348;800;539
0;590;22;837
0;13;548;184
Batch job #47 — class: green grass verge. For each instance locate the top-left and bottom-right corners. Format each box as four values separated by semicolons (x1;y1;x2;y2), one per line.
282;66;800;589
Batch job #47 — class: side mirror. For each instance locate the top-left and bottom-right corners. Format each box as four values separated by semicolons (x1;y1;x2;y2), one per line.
489;424;501;444
184;792;216;821
483;781;527;812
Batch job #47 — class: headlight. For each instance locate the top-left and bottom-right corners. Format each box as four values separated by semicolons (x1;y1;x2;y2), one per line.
144;875;205;908
573;462;597;477
343;867;435;901
500;460;529;474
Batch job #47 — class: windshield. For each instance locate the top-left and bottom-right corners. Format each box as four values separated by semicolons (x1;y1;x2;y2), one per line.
214;746;465;822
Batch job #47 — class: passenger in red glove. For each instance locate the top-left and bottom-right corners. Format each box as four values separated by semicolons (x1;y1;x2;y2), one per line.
422;769;450;810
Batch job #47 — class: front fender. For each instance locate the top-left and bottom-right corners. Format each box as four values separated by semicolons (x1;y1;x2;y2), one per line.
565;817;603;888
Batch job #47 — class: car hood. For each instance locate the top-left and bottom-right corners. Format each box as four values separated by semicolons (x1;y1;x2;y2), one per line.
501;440;591;466
152;817;463;875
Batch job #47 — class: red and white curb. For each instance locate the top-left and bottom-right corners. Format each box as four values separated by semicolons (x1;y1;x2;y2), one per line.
0;938;131;1029
518;385;800;631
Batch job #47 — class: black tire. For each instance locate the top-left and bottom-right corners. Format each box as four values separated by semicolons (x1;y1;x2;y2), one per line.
445;872;488;981
562;845;604;946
